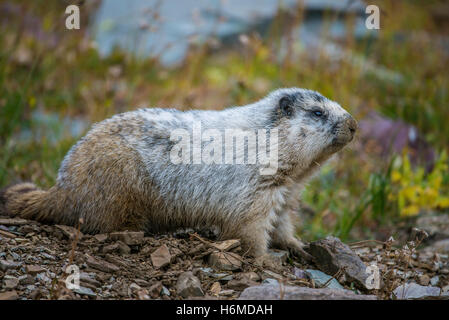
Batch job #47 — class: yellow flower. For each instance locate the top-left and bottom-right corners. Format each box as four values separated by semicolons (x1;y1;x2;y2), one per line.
391;170;402;183
401;205;420;217
437;197;449;209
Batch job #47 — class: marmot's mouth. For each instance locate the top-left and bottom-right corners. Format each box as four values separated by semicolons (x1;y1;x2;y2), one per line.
331;137;351;147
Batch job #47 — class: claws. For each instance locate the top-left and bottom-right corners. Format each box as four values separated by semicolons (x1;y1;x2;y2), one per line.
288;242;314;264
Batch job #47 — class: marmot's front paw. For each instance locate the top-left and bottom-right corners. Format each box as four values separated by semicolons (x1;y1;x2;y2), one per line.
287;240;314;264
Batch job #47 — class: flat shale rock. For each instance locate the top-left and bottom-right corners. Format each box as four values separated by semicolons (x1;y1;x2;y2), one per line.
25;265;46;275
210;239;240;252
0;290;19;300
305;269;345;290
208;252;242;271
55;225;83;240
0;260;21;271
110;231;144;246
0;218;28;226
86;255;120;273
307;236;369;290
239;285;377;300
393;283;445;300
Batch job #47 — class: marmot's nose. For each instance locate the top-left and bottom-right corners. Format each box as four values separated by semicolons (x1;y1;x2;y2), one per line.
345;115;358;136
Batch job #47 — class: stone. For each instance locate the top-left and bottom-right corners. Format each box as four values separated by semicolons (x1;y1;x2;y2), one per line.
148;282;163;299
307;236;369;290
239;285;377;300
208;252;242;271
137;289;150;300
210;239;241;252
261;270;283;280
429;239;449;253
36;273;51;284
94;233;108;242
219;289;236;297
0;290;19;300
18;274;34;285
3;276;19;289
430;276;439;286
200;269;233;282
110;231;144;246
306;269;345;290
86;255;120;273
293;267;309;280
161;286;170;296
151;244;171;269
393;283;441;299
242;272;260;282
0;218;28;226
210;282;221;296
418;275;430;286
267;249;289;264
80;273;101;288
55;225;83;240
102;241;131;255
416;215;449;240
73;286;97;298
25;265;46;275
176;271;204;298
262;278;279;286
227;278;258;291
0;260;21;271
128;283;142;296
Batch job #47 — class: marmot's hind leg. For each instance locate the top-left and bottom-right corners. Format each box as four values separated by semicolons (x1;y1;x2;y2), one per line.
49;129;152;233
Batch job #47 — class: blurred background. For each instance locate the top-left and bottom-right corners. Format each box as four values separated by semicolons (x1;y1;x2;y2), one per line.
0;0;448;242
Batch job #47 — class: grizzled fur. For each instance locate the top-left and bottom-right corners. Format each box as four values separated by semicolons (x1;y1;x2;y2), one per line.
0;88;357;258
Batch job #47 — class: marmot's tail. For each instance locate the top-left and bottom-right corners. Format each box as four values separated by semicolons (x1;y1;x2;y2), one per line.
0;183;59;223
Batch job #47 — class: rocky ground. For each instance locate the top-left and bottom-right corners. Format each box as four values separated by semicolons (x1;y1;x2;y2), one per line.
1;215;449;300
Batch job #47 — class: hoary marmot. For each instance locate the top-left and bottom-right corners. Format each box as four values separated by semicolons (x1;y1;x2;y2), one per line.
0;88;357;261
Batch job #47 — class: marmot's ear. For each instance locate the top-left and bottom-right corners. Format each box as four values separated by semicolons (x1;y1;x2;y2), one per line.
279;96;293;117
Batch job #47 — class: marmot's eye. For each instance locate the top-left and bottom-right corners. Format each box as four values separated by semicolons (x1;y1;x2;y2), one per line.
313;110;323;117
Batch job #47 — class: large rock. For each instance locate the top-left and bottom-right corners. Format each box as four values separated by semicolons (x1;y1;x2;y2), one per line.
239;285;377;300
416;215;449;240
176;272;204;298
307;236;369;290
427;239;449;253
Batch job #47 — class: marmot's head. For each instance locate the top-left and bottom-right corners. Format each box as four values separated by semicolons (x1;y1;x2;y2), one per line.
266;88;357;168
